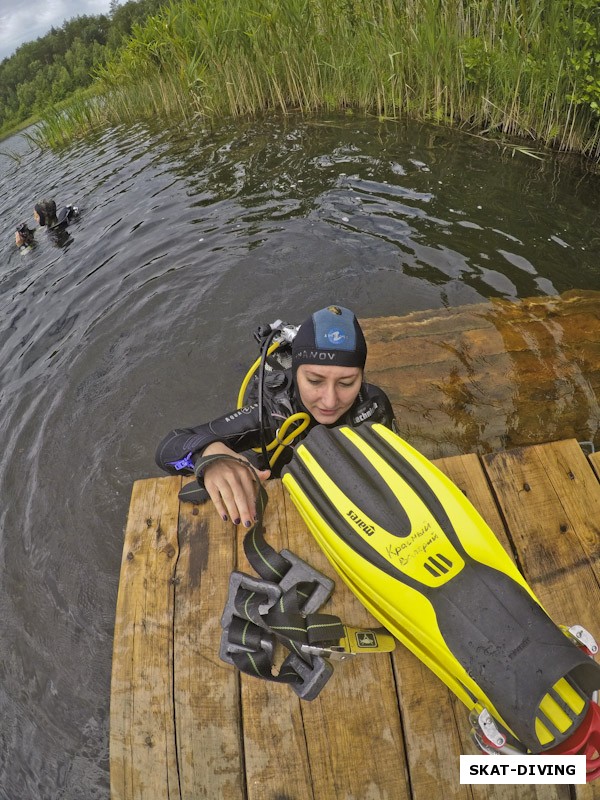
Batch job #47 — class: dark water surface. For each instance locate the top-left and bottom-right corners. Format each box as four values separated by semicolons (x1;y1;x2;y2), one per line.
0;114;599;798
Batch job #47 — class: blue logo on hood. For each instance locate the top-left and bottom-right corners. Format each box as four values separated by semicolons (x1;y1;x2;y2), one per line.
326;327;346;345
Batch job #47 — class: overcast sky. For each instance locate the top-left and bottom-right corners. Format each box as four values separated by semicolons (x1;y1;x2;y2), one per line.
0;0;114;61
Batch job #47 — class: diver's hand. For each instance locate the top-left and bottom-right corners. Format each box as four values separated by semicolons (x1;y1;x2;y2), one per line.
201;442;270;527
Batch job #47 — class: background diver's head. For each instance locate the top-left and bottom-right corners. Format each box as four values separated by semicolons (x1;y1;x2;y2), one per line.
15;222;34;247
292;305;367;424
34;199;57;227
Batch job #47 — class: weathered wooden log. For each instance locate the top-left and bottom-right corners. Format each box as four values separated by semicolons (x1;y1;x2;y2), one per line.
362;290;600;458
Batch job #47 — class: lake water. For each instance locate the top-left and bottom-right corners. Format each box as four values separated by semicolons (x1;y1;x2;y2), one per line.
0;113;599;798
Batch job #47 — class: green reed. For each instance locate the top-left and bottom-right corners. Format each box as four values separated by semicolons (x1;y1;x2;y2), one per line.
38;0;600;159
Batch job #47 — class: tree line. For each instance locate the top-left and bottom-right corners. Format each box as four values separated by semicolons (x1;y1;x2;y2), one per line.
0;0;167;136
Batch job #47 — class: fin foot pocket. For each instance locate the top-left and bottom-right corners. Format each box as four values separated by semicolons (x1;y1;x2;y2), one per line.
548;700;600;782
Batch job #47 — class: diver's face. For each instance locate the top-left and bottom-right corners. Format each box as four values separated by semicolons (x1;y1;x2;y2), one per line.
34;210;40;224
296;364;362;424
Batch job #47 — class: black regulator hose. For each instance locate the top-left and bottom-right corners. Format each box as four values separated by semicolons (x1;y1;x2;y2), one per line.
257;328;279;470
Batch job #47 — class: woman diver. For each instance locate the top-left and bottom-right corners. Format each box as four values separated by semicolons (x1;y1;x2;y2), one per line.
33;198;79;248
34;199;79;230
155;305;396;529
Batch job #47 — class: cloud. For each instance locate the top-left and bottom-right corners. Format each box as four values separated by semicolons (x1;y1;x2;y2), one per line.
0;1;113;61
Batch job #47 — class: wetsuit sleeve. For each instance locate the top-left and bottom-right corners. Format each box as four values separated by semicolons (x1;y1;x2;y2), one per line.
155;403;266;474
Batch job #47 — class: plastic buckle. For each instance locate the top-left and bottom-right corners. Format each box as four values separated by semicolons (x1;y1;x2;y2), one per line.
168;451;195;471
279;549;334;614
219;627;276;666
299;643;352;661
219;571;281;667
286;653;334;700
220;571;282;629
561;624;599;656
469;708;506;749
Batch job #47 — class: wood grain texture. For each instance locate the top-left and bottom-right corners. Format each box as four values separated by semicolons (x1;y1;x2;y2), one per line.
361;291;600;458
174;480;244;799
110;476;182;800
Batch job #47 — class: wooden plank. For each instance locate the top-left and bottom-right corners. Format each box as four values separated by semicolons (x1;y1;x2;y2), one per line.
110;476;182;800
482;440;600;626
391;453;563;800
587;450;600;483
482;441;600;799
236;481;315;800
174;478;244;800
281;483;411;800
393;643;470;800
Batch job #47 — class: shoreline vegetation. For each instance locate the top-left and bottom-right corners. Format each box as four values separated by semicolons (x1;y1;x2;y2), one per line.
20;0;600;161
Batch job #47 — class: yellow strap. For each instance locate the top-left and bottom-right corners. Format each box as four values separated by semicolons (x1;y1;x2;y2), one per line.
340;626;396;654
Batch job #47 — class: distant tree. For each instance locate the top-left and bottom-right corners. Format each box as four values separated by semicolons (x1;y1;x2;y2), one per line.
0;0;168;134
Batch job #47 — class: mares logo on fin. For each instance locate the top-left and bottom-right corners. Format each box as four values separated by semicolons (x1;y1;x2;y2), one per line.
346;509;375;537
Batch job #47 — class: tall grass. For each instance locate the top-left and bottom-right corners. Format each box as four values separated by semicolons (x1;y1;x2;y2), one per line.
36;0;600;159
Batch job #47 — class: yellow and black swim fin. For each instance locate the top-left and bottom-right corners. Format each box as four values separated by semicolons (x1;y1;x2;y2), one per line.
282;422;600;776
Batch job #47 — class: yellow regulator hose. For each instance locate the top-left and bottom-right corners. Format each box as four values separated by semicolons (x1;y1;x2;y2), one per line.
237;341;282;408
259;412;311;469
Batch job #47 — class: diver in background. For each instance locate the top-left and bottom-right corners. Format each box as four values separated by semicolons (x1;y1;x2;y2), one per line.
155;305;396;528
14;222;35;252
34;199;79;230
34;198;79;247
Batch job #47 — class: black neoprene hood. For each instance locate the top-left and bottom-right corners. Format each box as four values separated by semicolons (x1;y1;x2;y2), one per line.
292;305;367;376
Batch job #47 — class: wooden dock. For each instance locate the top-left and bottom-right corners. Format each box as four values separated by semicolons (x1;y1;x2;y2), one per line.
110;439;600;800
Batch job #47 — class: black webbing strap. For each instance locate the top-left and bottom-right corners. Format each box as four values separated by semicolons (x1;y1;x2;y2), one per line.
196;453;344;699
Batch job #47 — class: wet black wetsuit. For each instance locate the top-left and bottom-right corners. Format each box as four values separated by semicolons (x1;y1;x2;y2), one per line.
155;371;395;481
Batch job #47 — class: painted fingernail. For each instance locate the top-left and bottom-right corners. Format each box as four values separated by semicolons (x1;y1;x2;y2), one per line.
244;520;252;528
222;514;228;522
253;514;258;521
233;517;241;525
